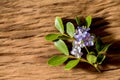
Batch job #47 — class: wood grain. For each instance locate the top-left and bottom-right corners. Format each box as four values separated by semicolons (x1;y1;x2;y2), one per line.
0;0;120;80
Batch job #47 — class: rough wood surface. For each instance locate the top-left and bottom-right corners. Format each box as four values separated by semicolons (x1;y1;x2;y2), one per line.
0;0;120;80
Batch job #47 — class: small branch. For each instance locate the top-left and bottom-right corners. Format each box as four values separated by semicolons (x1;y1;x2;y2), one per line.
94;64;101;72
95;66;101;72
84;46;90;54
68;55;76;59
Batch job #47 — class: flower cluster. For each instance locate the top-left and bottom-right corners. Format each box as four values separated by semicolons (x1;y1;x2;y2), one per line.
71;26;94;58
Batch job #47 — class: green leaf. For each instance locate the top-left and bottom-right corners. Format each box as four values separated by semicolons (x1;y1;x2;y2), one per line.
95;37;103;52
87;54;97;64
85;16;92;28
55;17;64;34
97;54;106;64
66;22;75;38
48;55;68;66
45;34;62;41
89;51;96;55
75;17;81;25
64;59;80;70
54;39;69;55
99;44;111;54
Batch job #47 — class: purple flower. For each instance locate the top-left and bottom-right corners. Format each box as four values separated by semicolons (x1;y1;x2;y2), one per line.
71;45;83;58
74;27;90;42
74;26;94;47
70;26;94;58
78;27;90;33
82;33;94;46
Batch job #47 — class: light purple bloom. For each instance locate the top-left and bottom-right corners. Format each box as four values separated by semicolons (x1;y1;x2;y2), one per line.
70;26;94;58
71;45;83;58
74;27;90;42
74;26;94;47
78;27;90;33
82;33;94;46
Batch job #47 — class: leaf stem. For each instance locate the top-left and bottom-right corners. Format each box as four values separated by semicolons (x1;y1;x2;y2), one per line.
68;55;88;62
81;58;101;72
95;66;101;72
63;34;70;37
68;55;76;59
94;64;101;72
68;55;101;72
84;46;90;54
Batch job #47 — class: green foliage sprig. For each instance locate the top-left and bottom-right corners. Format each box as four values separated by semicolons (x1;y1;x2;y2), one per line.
45;16;111;72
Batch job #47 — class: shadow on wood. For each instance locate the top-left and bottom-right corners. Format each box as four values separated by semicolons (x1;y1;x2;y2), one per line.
62;17;120;73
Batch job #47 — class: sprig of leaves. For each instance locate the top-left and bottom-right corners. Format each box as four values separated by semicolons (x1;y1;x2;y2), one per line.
45;16;111;72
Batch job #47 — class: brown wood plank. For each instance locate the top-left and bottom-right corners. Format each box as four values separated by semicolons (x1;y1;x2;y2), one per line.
0;0;120;80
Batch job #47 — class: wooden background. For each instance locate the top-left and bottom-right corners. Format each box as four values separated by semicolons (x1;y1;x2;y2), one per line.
0;0;120;80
